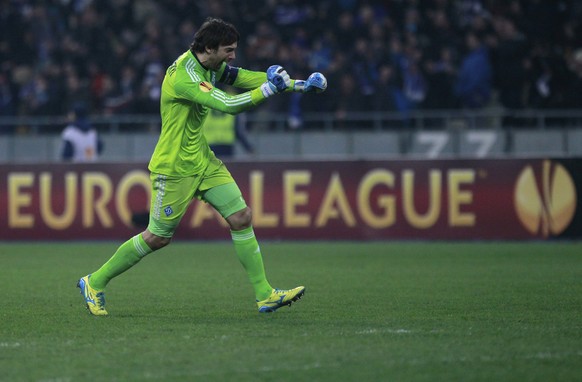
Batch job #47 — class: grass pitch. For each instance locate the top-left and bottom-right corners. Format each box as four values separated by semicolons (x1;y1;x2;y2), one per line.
0;241;581;382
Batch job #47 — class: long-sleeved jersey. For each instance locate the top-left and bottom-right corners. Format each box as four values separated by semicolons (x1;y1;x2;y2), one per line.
148;50;267;177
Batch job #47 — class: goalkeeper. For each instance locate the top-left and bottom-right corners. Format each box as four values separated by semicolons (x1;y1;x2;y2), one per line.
77;17;327;316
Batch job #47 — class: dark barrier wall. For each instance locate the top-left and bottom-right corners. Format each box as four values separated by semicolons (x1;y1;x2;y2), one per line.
0;159;580;241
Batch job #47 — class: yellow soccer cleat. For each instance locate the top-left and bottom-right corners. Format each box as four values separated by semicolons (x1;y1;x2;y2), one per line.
77;275;108;316
257;286;306;313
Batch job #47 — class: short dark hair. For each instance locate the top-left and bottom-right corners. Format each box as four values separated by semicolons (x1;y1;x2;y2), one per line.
190;17;239;53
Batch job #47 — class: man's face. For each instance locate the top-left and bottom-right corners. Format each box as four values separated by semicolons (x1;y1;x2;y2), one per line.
206;42;237;70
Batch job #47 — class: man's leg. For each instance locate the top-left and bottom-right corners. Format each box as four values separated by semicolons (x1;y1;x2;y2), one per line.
77;232;156;315
89;233;154;290
230;224;273;301
203;183;305;312
203;183;273;300
78;173;192;315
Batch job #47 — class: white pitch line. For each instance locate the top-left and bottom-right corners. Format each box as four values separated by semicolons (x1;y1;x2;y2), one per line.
355;328;413;335
0;342;21;348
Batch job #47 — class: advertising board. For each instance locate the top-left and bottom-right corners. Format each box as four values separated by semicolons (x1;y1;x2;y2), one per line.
0;159;579;240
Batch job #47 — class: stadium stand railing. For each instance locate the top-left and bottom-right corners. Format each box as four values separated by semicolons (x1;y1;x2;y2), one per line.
1;109;581;162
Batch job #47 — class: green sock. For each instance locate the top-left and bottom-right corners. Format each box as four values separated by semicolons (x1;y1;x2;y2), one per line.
89;234;153;290
231;227;272;300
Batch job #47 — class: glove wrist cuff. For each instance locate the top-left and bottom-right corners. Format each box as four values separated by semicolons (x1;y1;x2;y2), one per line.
293;80;306;93
260;82;276;98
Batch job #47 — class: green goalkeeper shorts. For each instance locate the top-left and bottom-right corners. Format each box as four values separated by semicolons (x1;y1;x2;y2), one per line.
147;155;247;238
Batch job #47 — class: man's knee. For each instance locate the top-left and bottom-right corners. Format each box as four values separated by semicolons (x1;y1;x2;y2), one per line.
142;229;171;251
227;206;252;230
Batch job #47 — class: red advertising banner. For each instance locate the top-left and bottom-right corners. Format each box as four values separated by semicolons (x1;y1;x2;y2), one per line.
0;159;579;241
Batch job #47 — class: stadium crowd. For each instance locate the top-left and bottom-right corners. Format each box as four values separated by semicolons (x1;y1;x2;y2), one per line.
1;0;582;130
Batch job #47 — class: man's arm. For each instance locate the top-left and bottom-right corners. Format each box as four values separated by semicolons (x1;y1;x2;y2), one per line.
175;66;286;114
176;79;266;114
176;64;325;115
218;63;325;93
217;64;265;89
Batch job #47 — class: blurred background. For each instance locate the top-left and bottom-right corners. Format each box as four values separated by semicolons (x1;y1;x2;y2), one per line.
1;0;582;162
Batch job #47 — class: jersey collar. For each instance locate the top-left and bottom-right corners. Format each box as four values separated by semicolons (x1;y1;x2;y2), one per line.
190;50;210;72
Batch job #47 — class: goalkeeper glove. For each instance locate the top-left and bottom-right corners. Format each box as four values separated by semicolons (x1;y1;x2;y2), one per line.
260;65;291;98
293;72;328;93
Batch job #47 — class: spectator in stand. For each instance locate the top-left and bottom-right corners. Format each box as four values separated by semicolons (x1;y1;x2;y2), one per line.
0;69;17;134
62;67;90;115
351;38;378;108
18;73;52;116
103;65;138;114
565;49;582;109
402;59;427;110
454;31;492;109
61;103;103;163
331;73;368;128
335;11;357;51
424;46;457;109
1;0;582;127
526;41;568;110
373;64;410;127
0;72;15;117
491;17;529;126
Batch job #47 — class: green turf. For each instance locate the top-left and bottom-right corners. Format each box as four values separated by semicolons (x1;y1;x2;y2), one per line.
0;241;581;382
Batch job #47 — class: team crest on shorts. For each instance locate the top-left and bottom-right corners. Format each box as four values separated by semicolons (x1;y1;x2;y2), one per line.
164;206;173;216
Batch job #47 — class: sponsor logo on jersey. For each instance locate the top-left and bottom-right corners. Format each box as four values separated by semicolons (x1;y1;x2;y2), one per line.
199;82;213;92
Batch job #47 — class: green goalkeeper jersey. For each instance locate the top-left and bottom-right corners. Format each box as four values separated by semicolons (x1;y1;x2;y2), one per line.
148;50;267;177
